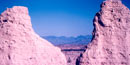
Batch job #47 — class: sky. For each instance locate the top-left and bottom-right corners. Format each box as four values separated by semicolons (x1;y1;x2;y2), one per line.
0;0;130;37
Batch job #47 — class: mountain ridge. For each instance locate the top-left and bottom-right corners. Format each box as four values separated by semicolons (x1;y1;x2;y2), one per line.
42;35;92;45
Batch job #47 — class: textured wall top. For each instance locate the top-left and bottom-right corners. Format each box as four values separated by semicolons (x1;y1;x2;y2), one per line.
106;0;121;2
0;6;67;65
78;0;130;65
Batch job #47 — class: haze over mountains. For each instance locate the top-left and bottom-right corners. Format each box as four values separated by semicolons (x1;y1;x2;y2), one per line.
42;35;92;45
0;0;130;65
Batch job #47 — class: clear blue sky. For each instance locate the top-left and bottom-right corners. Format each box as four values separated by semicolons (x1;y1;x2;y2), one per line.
0;0;130;37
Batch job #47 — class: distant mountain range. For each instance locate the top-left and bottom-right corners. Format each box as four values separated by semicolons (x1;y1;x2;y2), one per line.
41;35;92;45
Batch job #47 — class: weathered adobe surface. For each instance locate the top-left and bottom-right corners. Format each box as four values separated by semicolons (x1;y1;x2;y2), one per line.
0;6;67;65
78;0;130;65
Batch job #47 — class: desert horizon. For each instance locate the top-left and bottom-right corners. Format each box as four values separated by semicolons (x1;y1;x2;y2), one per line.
0;0;130;65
